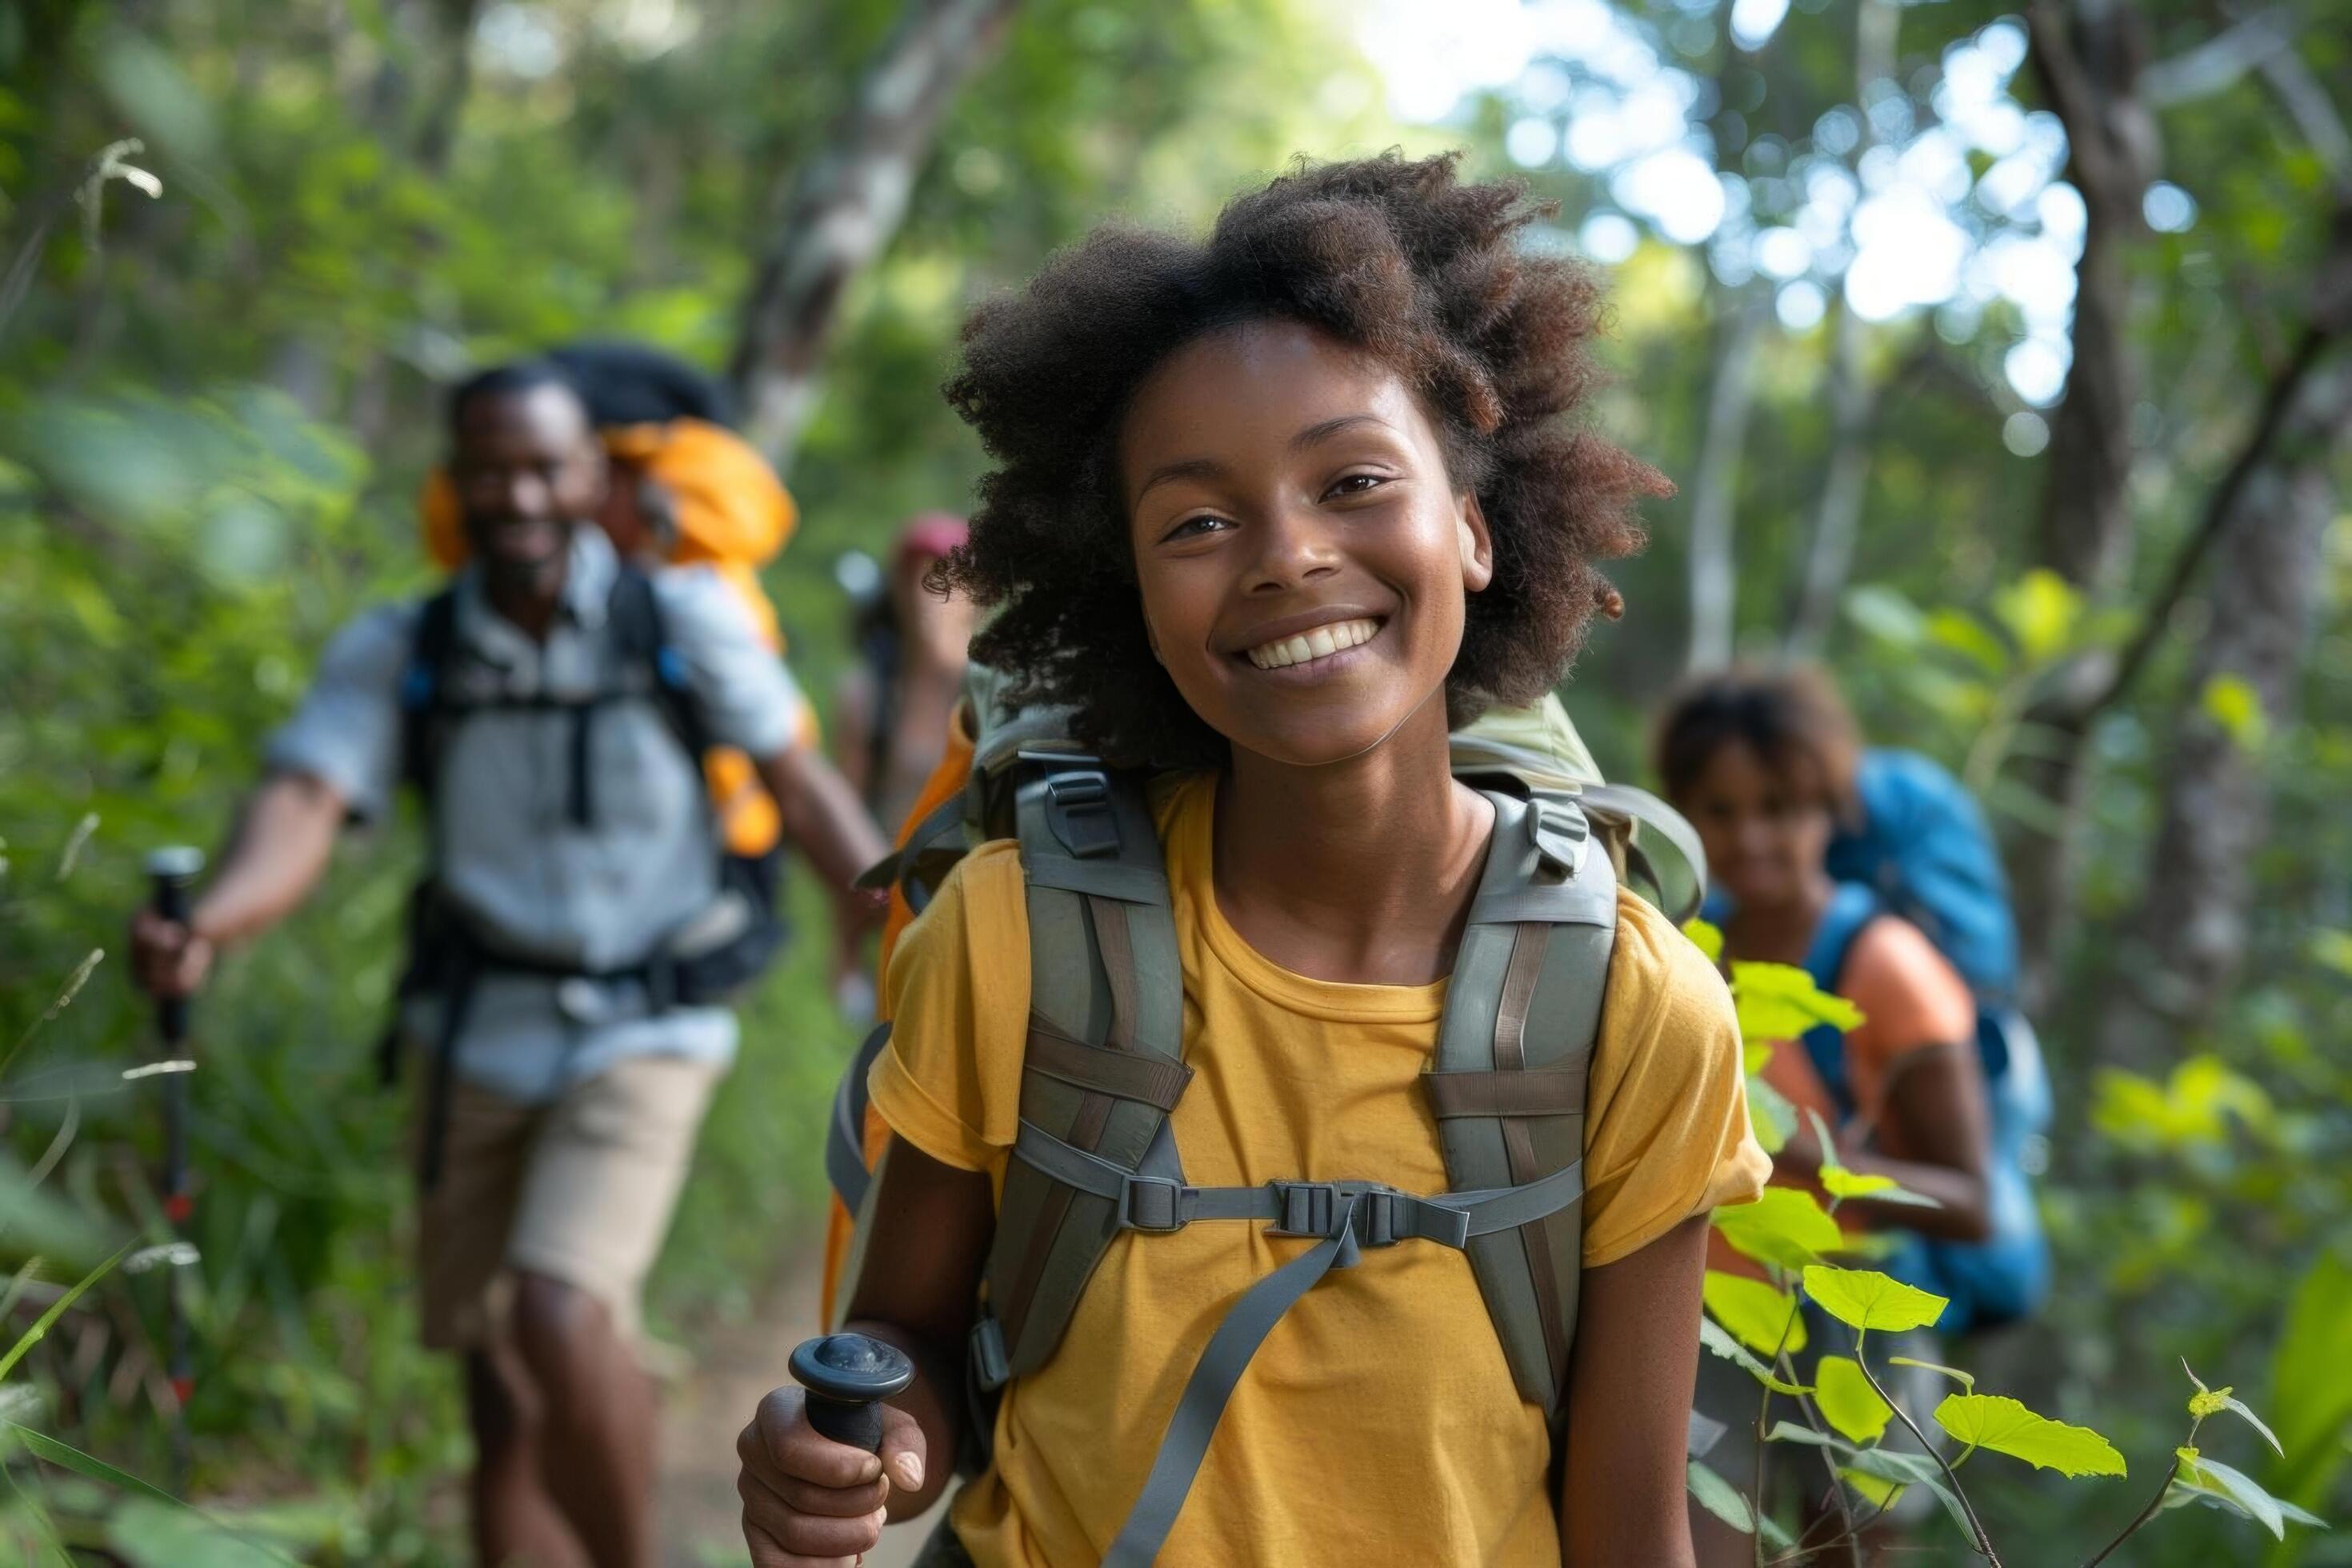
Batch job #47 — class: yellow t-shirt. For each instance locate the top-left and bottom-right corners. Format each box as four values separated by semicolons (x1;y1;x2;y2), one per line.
870;772;1768;1567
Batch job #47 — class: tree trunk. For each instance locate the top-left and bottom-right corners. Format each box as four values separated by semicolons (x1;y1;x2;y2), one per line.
2093;357;2352;1067
2004;0;2161;1011
1786;0;1894;658
1685;288;1770;673
729;0;1023;474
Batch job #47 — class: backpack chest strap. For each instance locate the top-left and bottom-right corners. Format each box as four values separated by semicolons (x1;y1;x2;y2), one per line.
1006;1118;1587;1265
996;1114;1586;1568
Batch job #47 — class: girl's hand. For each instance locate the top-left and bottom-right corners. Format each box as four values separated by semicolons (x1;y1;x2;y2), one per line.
738;1386;926;1567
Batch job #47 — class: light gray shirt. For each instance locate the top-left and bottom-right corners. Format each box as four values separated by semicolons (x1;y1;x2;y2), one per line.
267;526;805;1102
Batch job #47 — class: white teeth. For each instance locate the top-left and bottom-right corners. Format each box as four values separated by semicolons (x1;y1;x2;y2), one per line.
1245;618;1379;670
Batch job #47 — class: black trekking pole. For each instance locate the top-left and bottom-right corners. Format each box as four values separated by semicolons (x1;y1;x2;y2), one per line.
790;1332;916;1455
146;846;204;1488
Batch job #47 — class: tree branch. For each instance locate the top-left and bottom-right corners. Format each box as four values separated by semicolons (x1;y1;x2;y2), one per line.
728;0;1023;473
2142;9;2292;107
2066;205;2352;721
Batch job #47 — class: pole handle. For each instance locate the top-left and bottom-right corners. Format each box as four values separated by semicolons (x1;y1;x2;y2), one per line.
789;1333;917;1455
146;847;204;1043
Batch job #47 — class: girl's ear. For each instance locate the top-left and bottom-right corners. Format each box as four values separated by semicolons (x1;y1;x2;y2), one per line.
1458;493;1494;594
1143;604;1164;664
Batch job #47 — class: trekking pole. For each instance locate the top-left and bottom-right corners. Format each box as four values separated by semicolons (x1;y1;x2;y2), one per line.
790;1332;915;1454
146;846;204;1488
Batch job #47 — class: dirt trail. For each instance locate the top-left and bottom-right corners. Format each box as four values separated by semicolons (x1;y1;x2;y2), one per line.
655;1255;939;1568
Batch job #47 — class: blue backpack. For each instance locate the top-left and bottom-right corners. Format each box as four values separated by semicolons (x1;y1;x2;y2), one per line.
1807;750;2051;1334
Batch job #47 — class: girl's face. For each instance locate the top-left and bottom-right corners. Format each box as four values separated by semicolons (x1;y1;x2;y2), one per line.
1681;739;1835;910
1118;319;1491;769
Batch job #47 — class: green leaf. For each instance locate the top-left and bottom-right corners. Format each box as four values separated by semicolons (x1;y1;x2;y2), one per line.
1814;1355;1893;1444
1745;1073;1794;1155
1926;608;2010;674
1843;1446;1974;1537
1698;1317;1811;1395
2092;1057;2274;1151
1730;961;1866;1042
1845;584;1926;646
2200;673;2270;751
1838;1466;1906;1509
2311;929;2352;980
1704;1271;1809;1356
1715;1188;1846;1271
1686;1458;1754;1534
1802;1266;1950;1334
1994;568;2082;662
9;1425;182;1510
0;1240;134;1382
2269;1252;2352;1502
12;1428;305;1566
1890;1355;1975;1392
2170;1452;2327;1539
108;1498;305;1568
1763;1420;1854;1453
1932;1394;2126;1478
1818;1167;1942;1207
1682;917;1724;964
2179;1359;2281;1455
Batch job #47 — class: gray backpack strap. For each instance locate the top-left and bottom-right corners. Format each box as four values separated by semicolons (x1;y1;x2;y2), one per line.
1425;790;1617;1419
972;758;1184;1386
1576;781;1706;926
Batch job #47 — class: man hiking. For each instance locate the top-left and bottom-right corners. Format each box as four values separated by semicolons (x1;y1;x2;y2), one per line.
129;360;889;1567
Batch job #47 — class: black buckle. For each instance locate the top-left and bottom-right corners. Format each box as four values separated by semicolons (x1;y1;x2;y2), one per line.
1120;1174;1191;1233
1042;769;1120;860
1268;1182;1402;1246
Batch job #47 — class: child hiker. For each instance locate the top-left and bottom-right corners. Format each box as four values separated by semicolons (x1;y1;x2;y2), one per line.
1656;666;1994;1563
738;153;1770;1568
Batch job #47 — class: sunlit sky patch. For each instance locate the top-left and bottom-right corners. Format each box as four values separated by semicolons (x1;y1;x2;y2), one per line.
1354;0;2148;409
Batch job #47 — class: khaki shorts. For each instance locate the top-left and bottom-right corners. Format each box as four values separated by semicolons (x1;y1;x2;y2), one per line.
416;1053;721;1352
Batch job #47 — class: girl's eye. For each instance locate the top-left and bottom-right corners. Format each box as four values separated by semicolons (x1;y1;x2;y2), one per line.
1324;472;1388;500
1162;513;1233;542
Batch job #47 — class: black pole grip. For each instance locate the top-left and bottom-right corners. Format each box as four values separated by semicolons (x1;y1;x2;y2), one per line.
789;1333;915;1455
146;846;205;1044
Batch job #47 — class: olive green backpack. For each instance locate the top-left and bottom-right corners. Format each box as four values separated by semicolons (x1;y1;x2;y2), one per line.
829;669;1705;1566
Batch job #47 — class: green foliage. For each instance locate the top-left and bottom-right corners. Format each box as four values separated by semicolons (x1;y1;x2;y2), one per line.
1726;959;1865;1042
1702;1270;1807;1357
1800;1266;1949;1335
1685;1458;1755;1535
1814;1354;1891;1445
1935;1394;2128;1479
1711;1187;1844;1272
2090;1055;2275;1152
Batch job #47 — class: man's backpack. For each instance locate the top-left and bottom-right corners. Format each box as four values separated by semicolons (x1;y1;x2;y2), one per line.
1807;750;2051;1334
389;565;786;1182
825;671;1704;1567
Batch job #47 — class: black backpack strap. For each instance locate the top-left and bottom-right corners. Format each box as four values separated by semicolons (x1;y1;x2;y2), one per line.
398;586;464;807
606;565;710;758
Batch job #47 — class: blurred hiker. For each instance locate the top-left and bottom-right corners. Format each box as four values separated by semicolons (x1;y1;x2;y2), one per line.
423;342;814;886
829;513;975;1020
1657;666;2005;1563
130;360;889;1568
738;152;1767;1568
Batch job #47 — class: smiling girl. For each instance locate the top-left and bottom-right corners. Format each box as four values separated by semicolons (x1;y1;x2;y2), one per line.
738;153;1769;1568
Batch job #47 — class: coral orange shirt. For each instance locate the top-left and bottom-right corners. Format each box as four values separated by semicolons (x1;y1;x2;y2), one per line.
1711;914;1975;1274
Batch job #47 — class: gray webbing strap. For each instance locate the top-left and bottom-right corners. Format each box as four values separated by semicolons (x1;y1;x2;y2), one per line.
1086;1138;1586;1567
1578;781;1707;925
1010;1119;1586;1246
826;1022;896;1213
1024;856;1171;906
1100;1193;1368;1568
